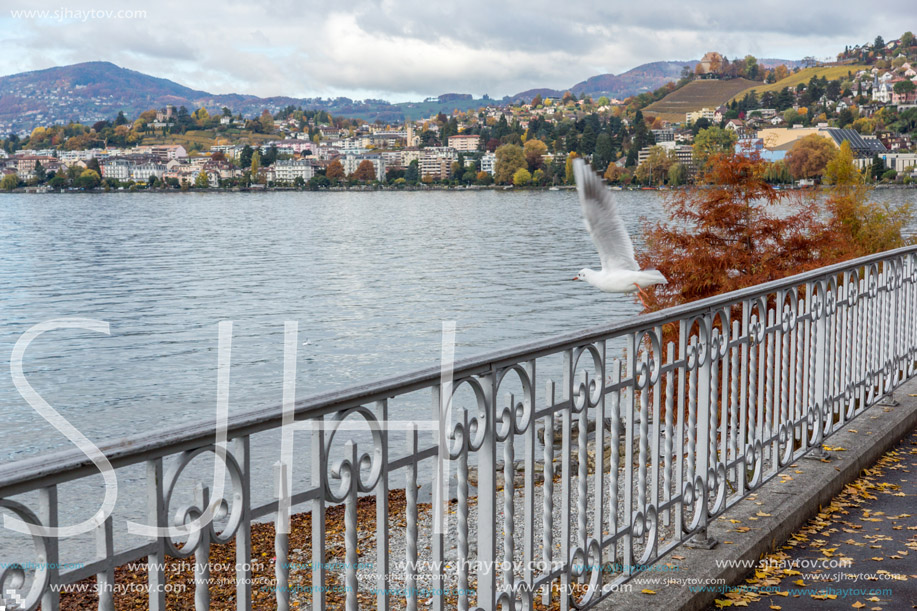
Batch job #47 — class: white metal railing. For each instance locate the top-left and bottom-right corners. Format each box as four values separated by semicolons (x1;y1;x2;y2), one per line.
1;245;916;610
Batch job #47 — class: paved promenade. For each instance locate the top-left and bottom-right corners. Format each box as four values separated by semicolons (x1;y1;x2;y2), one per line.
710;426;917;610
604;380;917;611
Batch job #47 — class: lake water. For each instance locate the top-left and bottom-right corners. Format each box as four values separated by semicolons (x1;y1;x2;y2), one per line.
0;187;914;562
0;189;661;463
1;188;915;463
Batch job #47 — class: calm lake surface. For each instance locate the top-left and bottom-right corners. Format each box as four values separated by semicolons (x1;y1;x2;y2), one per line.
0;189;659;463
0;187;914;561
1;188;915;462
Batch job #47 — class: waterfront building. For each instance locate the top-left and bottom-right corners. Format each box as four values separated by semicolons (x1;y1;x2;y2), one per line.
270;159;316;183
448;134;481;152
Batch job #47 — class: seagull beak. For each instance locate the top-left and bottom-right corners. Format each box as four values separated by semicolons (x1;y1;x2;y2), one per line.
571;276;579;281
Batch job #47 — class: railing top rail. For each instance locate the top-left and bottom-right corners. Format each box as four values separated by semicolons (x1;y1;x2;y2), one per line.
2;244;915;495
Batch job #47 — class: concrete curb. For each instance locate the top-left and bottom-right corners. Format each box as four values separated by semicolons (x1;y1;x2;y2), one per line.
596;377;917;611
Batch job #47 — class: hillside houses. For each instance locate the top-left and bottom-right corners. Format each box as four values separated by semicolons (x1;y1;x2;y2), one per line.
5;39;917;192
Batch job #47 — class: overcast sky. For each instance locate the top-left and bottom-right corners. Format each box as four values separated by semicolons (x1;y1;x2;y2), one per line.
0;1;911;101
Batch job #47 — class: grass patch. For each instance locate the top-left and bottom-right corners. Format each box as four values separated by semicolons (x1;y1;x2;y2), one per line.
730;65;870;101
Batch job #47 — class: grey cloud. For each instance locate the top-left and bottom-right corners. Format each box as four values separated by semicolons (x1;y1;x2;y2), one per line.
0;0;911;100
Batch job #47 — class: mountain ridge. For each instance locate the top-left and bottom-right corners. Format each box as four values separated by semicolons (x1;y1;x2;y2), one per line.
0;58;801;132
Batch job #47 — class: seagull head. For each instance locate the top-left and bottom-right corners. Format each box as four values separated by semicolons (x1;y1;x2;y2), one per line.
572;268;590;281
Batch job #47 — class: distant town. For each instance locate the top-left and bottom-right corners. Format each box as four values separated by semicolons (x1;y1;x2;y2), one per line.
2;32;916;192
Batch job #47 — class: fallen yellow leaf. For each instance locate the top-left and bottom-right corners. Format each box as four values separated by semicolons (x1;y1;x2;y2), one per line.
641;589;656;595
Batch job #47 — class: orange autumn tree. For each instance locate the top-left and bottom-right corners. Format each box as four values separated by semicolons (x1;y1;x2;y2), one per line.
326;159;345;180
637;147;912;313
351;159;377;181
637;150;836;311
820;140;912;259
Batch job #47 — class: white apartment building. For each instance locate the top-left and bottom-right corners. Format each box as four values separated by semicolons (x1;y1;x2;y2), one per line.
58;149;101;166
685;107;717;125
100;159;133;181
855;152;917;173
480;152;496;175
401;148;422;166
420;147;458;180
130;162;167;181
380;151;403;168
342;154;385;181
264;140;313;155
271;159;316;183
448;134;481;152
150;145;188;161
209;144;236;155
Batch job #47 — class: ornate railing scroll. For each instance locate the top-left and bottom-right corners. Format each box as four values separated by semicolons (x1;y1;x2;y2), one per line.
2;245;917;610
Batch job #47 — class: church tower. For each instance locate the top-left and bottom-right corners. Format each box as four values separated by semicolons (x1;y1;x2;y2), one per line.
405;121;414;146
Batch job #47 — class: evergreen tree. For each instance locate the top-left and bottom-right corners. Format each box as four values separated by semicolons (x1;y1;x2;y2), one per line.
262;145;278;167
593;133;614;172
405;160;419;183
581;123;597;156
870;154;885;180
632;110;650;150
239;145;253;169
564;130;578;154
494;115;509;140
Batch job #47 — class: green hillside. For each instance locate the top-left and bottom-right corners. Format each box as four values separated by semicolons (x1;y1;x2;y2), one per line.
730;64;870;101
643;78;757;123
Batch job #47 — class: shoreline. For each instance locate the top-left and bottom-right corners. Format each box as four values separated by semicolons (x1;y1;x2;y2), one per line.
8;184;915;195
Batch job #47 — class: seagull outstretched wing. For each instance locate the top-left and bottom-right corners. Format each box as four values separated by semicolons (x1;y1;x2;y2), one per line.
572;158;639;272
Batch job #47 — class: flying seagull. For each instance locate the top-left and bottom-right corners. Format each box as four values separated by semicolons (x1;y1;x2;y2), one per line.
571;158;667;306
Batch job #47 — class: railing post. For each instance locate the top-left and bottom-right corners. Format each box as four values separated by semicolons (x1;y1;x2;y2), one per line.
375;400;390;611
560;350;573;607
311;417;326;611
405;425;419;611
194;484;211;611
430;386;445;611
688;316;717;549
39;485;60;611
523;359;537;595
274;462;290;611
96;515;115;611
146;458;167;611
234;436;252;611
809;280;830;460
542;380;555;607
476;371;497;607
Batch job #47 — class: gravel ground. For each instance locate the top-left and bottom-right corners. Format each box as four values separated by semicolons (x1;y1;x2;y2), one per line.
287;434;691;609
